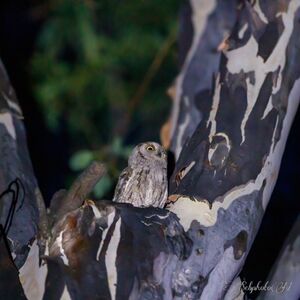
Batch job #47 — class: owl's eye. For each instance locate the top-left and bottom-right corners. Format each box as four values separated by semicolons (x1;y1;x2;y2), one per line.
146;145;155;152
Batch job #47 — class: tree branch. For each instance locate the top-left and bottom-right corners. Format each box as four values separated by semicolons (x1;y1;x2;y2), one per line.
0;1;299;300
167;0;300;298
51;161;106;223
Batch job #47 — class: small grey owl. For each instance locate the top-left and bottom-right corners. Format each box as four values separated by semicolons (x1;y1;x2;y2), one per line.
113;142;168;208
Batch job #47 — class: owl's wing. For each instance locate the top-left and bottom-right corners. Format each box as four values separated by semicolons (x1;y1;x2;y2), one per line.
113;166;133;202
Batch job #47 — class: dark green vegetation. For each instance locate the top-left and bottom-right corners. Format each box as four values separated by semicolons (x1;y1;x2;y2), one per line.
31;0;180;197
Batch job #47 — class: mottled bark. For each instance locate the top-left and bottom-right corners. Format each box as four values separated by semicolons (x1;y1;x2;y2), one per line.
167;0;300;298
170;0;237;159
0;59;40;268
0;0;299;300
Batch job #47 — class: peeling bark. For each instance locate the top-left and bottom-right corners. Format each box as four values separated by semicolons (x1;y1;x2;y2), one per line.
170;0;237;159
168;0;300;298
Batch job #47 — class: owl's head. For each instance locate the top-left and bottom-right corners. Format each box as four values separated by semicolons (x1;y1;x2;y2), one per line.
129;142;167;166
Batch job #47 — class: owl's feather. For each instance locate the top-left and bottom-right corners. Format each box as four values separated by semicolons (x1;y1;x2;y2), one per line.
113;166;133;202
113;142;168;208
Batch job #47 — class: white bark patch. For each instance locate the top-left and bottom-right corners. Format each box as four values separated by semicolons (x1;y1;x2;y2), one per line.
226;0;300;145
19;240;48;300
181;161;196;179
55;230;69;266
0;112;16;139
208;132;231;166
238;23;248;39
145;212;170;219
170;177;260;230
60;285;71;300
141;211;171;226
90;202;102;219
140;220;152;227
216;132;231;147
253;0;268;24
169;198;211;229
207;75;221;142
106;217;122;300
170;0;217;154
261;94;274;120
200;247;244;300
7;237;17;259
1;91;23;116
96;210;116;261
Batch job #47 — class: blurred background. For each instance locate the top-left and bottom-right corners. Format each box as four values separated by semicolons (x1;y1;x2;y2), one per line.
0;1;299;298
0;0;180;202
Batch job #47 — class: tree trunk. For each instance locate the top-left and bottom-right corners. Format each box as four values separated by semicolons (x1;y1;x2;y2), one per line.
167;0;300;298
0;59;40;268
0;0;299;299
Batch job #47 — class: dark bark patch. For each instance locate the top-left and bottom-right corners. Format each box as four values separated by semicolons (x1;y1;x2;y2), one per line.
196;248;203;256
43;259;66;300
258;19;284;62
115;221;135;300
191;275;207;294
170;135;208;196
194;88;213;123
0;226;27;299
178;1;194;68
224;230;248;260
244;1;266;40
225;7;251;51
260;0;290;21
198;229;205;236
215;71;248;148
208;134;231;169
219;54;228;84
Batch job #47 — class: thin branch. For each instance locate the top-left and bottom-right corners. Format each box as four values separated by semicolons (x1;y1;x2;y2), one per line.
116;28;177;137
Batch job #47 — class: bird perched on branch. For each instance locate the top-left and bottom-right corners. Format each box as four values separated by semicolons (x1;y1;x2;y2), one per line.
113;142;168;208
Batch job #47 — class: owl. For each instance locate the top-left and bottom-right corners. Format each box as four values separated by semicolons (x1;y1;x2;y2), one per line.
113;142;168;208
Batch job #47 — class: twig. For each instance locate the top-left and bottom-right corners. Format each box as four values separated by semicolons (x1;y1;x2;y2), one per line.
117;28;177;137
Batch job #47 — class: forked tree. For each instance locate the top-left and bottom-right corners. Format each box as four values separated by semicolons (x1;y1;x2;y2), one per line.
0;0;299;299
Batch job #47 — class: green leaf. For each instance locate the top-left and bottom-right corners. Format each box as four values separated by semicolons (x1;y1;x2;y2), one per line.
111;137;123;156
123;146;134;159
69;150;94;171
93;174;113;198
